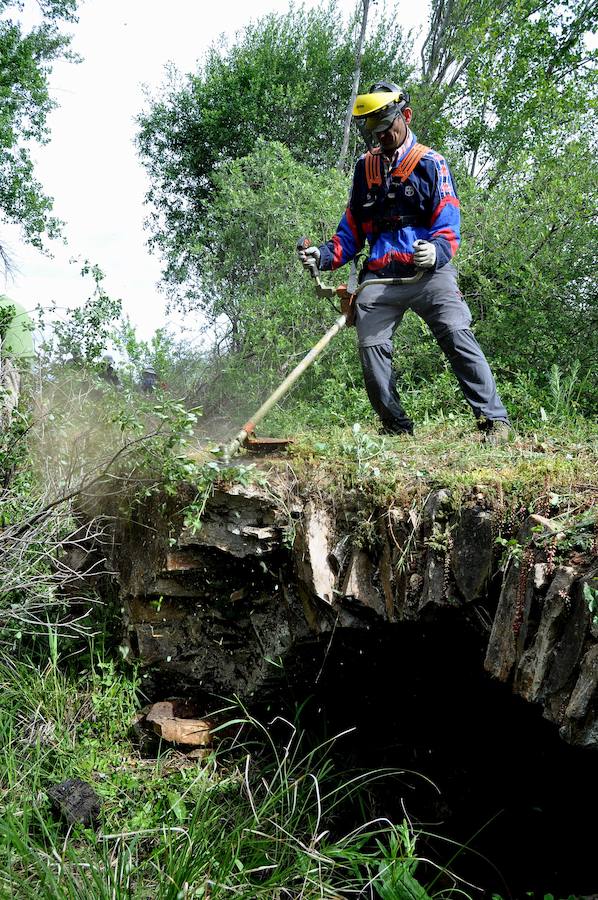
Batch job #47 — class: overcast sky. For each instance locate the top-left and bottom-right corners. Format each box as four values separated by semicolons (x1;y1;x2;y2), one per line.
3;0;429;340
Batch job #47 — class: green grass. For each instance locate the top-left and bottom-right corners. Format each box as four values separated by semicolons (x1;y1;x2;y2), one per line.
205;418;597;514
187;418;597;571
0;650;443;898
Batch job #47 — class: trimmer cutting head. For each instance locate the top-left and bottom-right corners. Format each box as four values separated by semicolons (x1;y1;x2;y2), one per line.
216;421;294;463
208;433;293;471
244;435;293;453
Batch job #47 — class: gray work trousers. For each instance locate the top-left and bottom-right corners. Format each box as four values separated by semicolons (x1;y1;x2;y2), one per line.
355;264;509;432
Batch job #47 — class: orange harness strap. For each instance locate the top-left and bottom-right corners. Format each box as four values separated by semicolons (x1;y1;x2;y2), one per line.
364;148;383;190
364;143;429;190
393;143;430;183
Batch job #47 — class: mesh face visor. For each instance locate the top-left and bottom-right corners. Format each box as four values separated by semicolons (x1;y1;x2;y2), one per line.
354;99;405;148
368;102;402;134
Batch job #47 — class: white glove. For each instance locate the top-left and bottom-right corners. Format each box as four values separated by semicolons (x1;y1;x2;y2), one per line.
298;245;321;274
413;239;436;269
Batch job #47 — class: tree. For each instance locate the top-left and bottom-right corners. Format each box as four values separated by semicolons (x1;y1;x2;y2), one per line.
178;139;363;420
0;0;79;256
412;0;597;414
417;0;597;181
337;0;371;171
198;138;348;350
136;1;413;305
457;137;597;407
137;0;597;421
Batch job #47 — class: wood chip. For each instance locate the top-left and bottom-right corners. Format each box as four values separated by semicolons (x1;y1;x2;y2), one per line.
145;701;212;746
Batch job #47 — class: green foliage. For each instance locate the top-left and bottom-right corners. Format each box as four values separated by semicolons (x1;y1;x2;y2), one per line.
1;287;210;643
0;398;78;641
34;365;198;494
531;506;598;564
137;1;413;297
375;827;432;898
419;0;596;178
203;139;347;328
0;0;79;247
38;263;214;405
286;419;598;511
133;0;597;430
170;133;597;429
583;583;598;627
166;138;364;422
35;267;189;492
495;534;524;566
39;261;123;364
418;1;597;418
457;143;597;417
32;311;278;570
5;265;279;646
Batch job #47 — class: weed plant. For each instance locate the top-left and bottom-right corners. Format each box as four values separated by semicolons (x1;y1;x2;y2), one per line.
245;360;596;443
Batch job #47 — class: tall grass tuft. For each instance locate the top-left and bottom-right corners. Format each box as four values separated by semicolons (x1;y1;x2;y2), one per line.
0;655;438;898
546;360;585;422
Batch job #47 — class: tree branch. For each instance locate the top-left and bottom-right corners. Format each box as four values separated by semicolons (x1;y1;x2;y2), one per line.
337;0;370;171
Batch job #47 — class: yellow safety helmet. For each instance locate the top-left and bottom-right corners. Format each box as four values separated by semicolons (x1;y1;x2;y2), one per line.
352;80;410;148
353;90;403;118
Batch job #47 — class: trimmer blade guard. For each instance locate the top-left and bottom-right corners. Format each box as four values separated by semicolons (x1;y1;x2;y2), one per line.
244;436;294;453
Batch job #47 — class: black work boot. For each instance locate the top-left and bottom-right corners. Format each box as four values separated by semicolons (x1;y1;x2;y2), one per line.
379;419;414;437
478;419;511;446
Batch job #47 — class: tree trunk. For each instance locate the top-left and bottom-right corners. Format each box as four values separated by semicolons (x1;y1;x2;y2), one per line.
337;0;370;171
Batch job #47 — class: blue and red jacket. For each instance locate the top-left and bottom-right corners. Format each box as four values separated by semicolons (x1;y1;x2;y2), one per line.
318;131;460;277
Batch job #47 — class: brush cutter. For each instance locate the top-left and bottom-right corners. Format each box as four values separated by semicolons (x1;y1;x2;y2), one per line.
218;239;423;461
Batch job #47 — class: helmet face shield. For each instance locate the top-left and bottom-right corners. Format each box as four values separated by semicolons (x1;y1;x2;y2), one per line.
355;116;374;148
352;85;410;149
367;103;401;135
354;103;401;149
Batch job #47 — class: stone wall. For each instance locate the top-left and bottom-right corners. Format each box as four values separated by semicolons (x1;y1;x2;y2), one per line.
104;480;598;747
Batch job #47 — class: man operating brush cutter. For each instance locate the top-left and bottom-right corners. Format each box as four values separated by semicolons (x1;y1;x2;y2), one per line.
298;81;510;445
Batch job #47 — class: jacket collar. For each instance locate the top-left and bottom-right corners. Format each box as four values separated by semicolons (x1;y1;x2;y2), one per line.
385;129;415;167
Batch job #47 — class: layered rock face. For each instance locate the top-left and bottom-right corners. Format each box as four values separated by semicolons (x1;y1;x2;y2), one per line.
108;481;598;748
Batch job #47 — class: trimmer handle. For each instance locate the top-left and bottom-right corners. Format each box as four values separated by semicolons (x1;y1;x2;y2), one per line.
296;235;321;281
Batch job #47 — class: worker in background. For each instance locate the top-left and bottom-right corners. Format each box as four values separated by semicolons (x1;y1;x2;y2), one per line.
298;82;510;444
100;354;121;388
140;365;158;394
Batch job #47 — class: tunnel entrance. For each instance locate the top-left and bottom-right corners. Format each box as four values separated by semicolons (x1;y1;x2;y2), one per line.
276;614;598;898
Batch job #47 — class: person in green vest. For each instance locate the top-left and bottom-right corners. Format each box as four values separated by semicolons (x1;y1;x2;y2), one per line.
0;296;35;360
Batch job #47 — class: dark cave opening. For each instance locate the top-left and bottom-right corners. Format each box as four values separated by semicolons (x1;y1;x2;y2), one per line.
275;614;598;898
